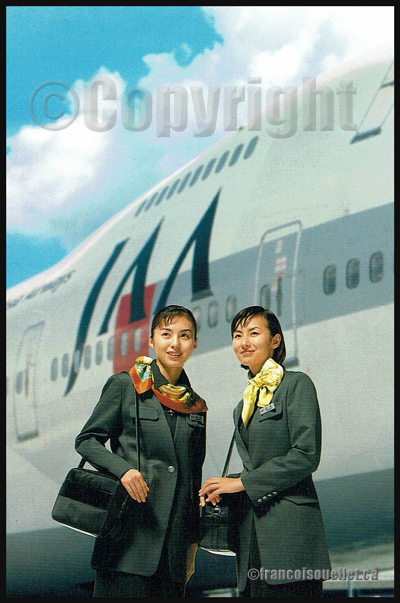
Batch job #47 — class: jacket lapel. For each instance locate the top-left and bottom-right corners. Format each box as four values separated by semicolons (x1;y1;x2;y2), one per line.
233;369;287;472
138;395;178;466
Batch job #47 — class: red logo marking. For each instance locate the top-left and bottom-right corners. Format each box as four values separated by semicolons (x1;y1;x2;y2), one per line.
113;283;156;373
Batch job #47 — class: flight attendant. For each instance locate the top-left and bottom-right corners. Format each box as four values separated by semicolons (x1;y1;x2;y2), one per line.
200;306;331;597
75;305;207;598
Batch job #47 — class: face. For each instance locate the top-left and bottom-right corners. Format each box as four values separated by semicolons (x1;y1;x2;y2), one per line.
149;315;198;380
232;315;281;375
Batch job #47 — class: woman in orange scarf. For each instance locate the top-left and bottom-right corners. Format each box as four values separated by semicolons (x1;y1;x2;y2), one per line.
76;305;207;597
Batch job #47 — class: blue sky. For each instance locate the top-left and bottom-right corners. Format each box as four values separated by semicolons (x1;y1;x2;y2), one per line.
6;6;394;289
6;7;221;137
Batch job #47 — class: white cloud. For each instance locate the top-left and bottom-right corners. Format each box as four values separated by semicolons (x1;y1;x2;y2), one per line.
6;6;394;247
7;72;121;231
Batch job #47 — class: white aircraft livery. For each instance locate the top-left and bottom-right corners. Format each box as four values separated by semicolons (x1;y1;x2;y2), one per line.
7;44;394;596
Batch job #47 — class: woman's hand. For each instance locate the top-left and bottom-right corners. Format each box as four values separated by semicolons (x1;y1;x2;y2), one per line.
199;477;244;506
120;469;149;502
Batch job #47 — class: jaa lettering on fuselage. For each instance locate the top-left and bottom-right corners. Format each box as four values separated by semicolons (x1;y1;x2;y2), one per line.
64;192;220;395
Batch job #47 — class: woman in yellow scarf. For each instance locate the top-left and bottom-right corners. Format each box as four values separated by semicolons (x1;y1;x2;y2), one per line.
200;306;331;597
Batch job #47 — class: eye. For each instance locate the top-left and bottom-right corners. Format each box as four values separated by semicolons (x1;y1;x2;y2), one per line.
233;333;241;339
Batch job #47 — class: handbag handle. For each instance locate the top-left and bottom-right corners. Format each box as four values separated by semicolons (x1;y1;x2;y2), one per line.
78;384;141;473
221;430;236;478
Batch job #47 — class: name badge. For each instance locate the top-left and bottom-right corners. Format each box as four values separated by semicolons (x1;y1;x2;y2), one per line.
260;403;275;415
189;413;203;422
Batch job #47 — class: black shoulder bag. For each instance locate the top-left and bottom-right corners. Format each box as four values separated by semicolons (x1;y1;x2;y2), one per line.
51;389;141;539
199;430;238;556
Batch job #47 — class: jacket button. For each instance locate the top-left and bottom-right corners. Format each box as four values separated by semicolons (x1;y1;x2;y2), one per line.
167;465;176;473
257;498;262;503
262;496;268;501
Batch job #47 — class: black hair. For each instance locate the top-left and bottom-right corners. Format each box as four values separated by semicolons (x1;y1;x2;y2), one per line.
151;305;197;339
231;306;286;366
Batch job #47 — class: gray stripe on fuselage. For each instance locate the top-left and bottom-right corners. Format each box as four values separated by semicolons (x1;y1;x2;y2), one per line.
151;202;393;355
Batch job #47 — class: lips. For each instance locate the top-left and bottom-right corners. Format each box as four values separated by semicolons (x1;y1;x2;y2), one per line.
167;352;181;358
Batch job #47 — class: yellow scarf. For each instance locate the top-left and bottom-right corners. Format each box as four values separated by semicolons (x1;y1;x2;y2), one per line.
241;358;284;425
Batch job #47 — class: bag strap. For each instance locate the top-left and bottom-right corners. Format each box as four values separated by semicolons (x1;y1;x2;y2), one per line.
78;374;141;472
135;388;141;473
221;429;236;477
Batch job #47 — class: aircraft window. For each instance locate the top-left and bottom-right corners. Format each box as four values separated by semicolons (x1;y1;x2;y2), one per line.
61;353;69;378
120;332;128;356
323;265;337;295
202;158;216;180
155;186;169;206
208;301;219;328
177;172;192;193
260;284;271;308
145;192;158;211
95;341;103;365
189;165;204;187
51;358;58;382
133;328;142;352
73;350;81;373
243;136;259;159
370;252;384;283
107;337;115;360
346;259;360;289
166;179;180;199
215;151;230;173
135;200;147;217
229;144;244;166
15;371;23;393
276;276;283;316
226;295;237;322
192;307;202;331
25;369;30;395
84;345;92;369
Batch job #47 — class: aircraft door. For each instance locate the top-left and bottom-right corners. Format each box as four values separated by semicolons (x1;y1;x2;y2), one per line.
13;322;44;441
254;221;302;367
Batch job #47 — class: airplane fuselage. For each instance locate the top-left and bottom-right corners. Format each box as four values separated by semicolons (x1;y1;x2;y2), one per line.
6;46;394;595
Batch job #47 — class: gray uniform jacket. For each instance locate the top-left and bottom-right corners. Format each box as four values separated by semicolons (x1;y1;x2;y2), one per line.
75;365;206;582
232;370;331;591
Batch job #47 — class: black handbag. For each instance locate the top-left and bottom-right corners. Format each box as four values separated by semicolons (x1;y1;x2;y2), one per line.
51;389;141;538
199;431;238;556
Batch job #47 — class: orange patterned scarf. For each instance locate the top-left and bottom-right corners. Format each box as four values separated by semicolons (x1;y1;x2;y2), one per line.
129;356;207;414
